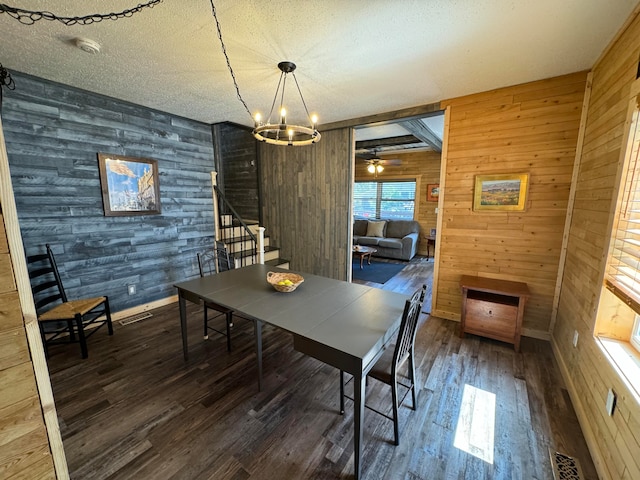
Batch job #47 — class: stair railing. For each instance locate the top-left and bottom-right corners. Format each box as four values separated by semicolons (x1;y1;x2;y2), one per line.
211;172;264;266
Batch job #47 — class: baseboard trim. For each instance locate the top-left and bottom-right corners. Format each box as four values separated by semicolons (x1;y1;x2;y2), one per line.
431;314;551;342
112;295;178;322
551;337;609;480
521;328;550;341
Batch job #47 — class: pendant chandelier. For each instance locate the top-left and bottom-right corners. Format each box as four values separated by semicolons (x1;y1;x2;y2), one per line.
252;61;320;146
208;1;320;147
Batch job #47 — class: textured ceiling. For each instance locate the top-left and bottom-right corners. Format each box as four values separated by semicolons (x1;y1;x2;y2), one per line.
0;0;637;130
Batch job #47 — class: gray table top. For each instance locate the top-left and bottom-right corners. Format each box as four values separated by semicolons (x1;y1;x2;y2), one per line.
174;264;408;365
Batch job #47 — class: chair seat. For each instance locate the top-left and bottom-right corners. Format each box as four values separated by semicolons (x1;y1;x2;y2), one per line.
38;296;107;321
368;345;395;384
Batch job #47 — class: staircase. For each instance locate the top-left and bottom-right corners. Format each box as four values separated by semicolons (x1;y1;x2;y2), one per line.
218;214;290;269
211;172;289;269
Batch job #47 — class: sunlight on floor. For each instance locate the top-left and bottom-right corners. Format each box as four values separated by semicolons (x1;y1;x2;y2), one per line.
453;384;496;464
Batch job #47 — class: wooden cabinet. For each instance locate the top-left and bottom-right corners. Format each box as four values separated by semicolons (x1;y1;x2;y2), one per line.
459;275;529;351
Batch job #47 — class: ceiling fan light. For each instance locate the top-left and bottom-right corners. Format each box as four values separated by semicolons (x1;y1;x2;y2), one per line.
367;164;376;174
376;165;384;173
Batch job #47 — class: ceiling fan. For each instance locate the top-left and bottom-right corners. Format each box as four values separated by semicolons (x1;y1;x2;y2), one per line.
355;150;402;177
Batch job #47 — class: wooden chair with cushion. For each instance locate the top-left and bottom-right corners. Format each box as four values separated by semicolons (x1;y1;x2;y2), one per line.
339;284;426;445
197;241;235;351
26;244;113;359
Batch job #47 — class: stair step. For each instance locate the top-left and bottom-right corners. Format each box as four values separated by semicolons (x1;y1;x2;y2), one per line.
224;237;270;254
265;258;290;269
220;226;258;240
231;246;282;267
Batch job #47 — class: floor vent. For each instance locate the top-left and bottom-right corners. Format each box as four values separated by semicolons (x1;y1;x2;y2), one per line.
119;312;153;326
550;449;583;480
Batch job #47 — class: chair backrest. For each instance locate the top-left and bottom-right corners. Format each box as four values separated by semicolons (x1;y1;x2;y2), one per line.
197;241;233;277
26;244;68;315
392;284;426;371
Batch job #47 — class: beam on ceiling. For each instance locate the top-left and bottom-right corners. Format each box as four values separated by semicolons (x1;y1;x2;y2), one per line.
399;119;443;152
355;135;419;150
320;102;442;131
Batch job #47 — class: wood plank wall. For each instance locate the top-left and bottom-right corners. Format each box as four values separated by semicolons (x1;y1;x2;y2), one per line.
0;211;56;479
258;128;352;280
437;71;588;337
212;123;260;222
354;150;441;256
552;8;640;480
2;72;216;313
0;123;59;477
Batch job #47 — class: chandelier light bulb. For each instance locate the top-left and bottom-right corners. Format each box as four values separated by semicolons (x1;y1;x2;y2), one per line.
280;108;287;124
254;112;262;125
311;114;318;127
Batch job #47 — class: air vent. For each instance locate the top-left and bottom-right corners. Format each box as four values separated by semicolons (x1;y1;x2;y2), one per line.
119;312;153;326
550;449;583;480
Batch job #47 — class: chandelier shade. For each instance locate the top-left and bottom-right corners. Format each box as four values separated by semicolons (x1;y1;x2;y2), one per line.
252;61;321;147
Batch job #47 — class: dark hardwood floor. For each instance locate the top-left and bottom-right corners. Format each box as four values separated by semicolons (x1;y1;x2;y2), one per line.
46;256;597;479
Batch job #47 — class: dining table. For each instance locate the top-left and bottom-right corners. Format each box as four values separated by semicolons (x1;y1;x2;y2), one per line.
174;263;408;480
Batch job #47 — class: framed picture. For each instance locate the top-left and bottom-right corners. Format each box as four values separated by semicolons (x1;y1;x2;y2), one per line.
473;173;529;211
98;153;161;216
427;183;439;202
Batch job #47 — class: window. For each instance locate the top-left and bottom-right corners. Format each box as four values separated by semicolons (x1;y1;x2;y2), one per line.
632;315;640;351
603;83;640;352
595;80;640;399
353;180;416;220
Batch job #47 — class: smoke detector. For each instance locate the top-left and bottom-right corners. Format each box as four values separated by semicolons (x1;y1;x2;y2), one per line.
74;38;101;54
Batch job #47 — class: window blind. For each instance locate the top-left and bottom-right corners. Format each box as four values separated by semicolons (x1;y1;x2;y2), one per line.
354;180;416;220
607;103;640;313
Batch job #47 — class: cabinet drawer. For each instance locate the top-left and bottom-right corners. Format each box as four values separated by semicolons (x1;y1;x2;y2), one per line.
465;298;517;339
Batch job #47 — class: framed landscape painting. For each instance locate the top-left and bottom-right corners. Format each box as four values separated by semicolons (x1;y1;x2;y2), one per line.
473;173;529;211
98;153;161;216
427;183;440;202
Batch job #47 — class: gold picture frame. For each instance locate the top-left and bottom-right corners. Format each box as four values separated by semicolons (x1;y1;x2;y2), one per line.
98;153;161;216
473;173;529;211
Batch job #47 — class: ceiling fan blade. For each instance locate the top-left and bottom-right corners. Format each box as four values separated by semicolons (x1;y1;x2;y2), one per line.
356;152;377;160
380;159;402;166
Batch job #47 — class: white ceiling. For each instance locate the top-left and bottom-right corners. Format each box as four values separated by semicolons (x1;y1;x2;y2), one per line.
0;0;637;131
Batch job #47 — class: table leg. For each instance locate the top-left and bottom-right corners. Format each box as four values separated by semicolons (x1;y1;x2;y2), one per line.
353;372;366;480
179;292;188;361
254;320;263;391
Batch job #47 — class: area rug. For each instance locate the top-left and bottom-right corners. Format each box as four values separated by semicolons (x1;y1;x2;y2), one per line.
351;258;407;284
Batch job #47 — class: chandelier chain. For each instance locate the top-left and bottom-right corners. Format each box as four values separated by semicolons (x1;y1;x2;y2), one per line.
0;1;162;25
0;63;15;113
208;0;252;119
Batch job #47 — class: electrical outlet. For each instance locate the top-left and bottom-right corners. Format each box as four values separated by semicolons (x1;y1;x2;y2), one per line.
606;388;616;416
572;330;579;347
127;284;136;295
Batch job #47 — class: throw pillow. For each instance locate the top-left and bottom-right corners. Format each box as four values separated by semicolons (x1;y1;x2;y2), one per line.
366;220;386;237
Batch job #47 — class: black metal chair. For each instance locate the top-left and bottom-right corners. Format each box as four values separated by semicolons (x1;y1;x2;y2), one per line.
197;241;235;351
339;284;426;445
26;244;113;359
